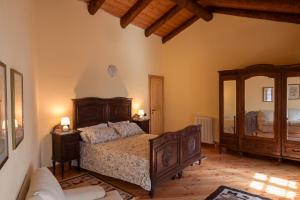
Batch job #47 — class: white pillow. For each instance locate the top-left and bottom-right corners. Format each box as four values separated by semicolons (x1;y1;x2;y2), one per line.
110;122;144;137
80;127;120;144
127;123;144;136
79;123;108;142
26;167;65;200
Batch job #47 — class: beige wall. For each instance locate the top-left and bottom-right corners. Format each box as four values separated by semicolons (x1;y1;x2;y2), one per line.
35;0;163;166
162;14;300;141
0;0;39;199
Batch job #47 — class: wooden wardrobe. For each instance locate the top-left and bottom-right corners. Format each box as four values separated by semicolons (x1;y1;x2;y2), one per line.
219;64;300;162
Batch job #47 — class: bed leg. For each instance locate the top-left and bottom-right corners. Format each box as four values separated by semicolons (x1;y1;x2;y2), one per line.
178;171;183;179
149;189;155;198
239;151;243;157
219;146;222;154
277;158;282;165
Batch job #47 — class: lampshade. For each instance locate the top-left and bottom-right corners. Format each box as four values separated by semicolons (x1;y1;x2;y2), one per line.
61;117;70;126
138;109;145;117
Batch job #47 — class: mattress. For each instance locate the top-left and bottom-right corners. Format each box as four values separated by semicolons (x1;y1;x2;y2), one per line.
80;133;157;191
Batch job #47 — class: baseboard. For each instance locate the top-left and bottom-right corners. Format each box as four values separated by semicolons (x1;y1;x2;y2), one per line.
16;173;30;200
201;142;215;147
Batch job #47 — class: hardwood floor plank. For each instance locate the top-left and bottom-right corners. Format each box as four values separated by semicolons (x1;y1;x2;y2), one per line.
55;146;300;200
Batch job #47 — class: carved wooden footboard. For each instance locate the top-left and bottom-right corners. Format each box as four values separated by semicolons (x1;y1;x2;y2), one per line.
149;125;202;197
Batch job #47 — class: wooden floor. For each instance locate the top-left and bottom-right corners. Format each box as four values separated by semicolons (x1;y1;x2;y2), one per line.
55;146;300;200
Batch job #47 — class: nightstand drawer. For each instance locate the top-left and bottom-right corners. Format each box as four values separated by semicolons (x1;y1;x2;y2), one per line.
62;133;81;143
132;119;150;133
62;142;80;160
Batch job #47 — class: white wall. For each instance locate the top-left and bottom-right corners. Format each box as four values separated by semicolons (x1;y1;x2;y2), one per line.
162;14;300;141
0;0;39;199
35;0;163;166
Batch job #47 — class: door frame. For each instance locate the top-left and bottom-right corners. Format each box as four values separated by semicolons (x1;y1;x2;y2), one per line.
148;75;164;134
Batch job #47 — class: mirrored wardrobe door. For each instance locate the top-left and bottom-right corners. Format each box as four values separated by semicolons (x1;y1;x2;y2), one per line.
219;74;239;153
223;80;237;134
286;77;300;143
244;76;275;139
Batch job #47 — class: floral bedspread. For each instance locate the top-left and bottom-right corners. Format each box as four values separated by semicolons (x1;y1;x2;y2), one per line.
80;133;158;191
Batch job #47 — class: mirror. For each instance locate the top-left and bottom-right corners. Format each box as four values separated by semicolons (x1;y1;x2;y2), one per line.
245;76;275;138
287;77;300;142
223;80;236;134
0;62;7;169
11;69;24;149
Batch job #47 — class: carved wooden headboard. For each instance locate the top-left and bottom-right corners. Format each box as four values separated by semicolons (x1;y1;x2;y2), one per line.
72;97;132;129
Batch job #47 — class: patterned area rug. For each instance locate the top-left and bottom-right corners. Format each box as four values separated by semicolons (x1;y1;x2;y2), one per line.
59;173;135;200
205;186;271;200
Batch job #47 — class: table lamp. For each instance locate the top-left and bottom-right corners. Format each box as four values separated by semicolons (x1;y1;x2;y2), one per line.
61;117;70;132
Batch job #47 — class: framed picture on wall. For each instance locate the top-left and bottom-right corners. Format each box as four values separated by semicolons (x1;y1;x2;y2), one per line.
288;84;300;100
11;69;24;149
263;87;273;102
0;62;8;169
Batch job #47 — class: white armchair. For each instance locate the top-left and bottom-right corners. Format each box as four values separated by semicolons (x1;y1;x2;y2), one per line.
26;167;123;200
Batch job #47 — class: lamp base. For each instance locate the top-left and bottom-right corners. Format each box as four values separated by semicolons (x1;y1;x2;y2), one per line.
62;125;69;132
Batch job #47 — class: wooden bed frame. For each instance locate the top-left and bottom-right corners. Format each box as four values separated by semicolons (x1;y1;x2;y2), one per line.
72;97;202;197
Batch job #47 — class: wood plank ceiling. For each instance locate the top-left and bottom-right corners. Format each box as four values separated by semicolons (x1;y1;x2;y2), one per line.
85;0;300;43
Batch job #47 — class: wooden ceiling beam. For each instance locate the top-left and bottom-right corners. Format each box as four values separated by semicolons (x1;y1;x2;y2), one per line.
213;7;300;24
162;15;200;44
120;0;152;28
198;0;300;14
170;0;213;21
88;0;106;15
145;5;183;37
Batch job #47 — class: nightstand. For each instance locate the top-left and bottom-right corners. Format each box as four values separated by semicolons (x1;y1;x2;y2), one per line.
51;129;81;179
132;119;150;133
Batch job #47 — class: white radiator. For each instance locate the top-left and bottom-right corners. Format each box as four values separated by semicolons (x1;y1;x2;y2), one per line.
195;116;214;144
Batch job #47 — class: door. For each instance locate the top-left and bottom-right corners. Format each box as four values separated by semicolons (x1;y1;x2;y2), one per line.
282;72;300;160
219;73;239;152
149;75;164;134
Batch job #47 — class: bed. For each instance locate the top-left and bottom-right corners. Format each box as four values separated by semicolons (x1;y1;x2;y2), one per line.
73;97;202;197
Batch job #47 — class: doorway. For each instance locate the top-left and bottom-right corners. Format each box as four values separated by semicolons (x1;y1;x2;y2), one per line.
149;75;164;134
